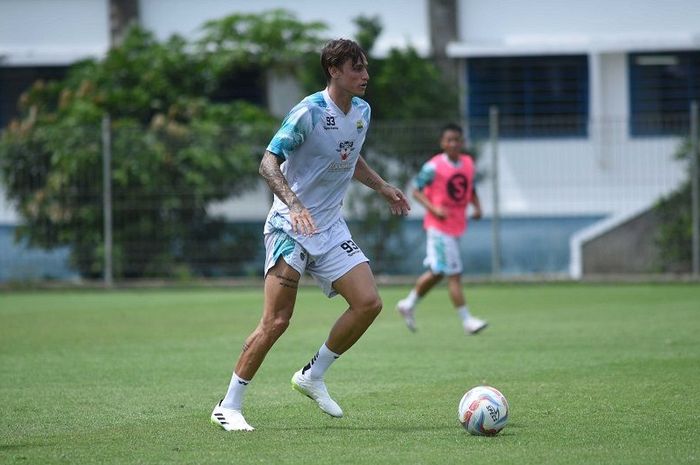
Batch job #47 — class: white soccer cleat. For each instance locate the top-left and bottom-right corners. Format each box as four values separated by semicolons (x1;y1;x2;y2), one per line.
291;370;343;418
396;299;417;332
211;400;255;431
464;316;488;335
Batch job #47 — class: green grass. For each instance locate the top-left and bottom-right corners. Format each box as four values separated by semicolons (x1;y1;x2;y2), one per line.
1;283;698;464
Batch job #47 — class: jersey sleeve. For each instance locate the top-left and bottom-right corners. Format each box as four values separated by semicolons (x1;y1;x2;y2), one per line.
266;103;313;160
413;161;436;190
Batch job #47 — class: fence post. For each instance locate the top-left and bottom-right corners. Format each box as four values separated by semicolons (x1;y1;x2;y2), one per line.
691;101;699;276
101;114;114;287
489;106;501;276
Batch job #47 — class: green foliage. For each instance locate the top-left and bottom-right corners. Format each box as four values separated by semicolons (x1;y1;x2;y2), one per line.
655;183;691;271
653;138;698;271
367;46;458;121
67;29;212;124
0;8;465;279
353;15;382;53
344;18;460;266
299;15;460;123
196;9;327;77
0;13;330;279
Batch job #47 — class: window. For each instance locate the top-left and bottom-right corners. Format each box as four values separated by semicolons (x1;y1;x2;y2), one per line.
467;55;589;138
629;51;700;136
209;67;265;106
0;66;67;129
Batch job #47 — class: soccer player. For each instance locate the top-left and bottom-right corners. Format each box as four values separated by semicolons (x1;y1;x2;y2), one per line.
211;38;410;431
395;123;487;334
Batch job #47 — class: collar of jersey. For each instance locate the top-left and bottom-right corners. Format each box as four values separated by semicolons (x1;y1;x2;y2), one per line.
441;153;463;167
323;89;353;117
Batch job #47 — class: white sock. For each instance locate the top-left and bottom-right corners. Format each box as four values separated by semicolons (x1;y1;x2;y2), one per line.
404;289;420;307
221;372;250;411
457;305;472;324
302;343;340;380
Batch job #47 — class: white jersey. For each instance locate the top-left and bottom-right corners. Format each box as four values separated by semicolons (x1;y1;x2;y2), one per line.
264;89;371;255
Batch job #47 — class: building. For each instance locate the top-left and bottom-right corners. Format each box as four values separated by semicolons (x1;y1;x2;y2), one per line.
448;0;698;215
446;0;699;275
1;0;698;279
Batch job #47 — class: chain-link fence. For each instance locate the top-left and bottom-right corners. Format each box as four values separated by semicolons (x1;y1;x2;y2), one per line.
0;111;696;283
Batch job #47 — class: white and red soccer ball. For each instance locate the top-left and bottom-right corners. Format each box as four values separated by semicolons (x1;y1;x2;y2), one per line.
458;385;509;436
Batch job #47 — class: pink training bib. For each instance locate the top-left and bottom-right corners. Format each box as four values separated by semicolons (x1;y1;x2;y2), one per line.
422;153;475;236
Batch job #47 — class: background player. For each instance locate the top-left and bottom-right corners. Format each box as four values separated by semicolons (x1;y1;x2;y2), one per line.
211;38;410;431
396;123;487;334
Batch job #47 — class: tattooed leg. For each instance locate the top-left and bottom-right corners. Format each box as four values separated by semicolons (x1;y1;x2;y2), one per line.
234;257;300;380
272;273;299;289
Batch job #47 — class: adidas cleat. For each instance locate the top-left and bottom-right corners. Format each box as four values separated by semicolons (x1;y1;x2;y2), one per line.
211;400;254;431
291;370;343;418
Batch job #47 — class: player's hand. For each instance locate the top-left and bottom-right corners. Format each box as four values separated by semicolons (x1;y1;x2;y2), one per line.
380;184;411;216
289;201;317;236
433;206;448;220
471;208;483;220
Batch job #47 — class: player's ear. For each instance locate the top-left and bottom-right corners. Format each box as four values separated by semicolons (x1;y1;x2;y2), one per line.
331;59;351;79
329;65;341;79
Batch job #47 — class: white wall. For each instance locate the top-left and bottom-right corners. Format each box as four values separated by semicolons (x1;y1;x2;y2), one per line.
139;0;430;57
458;0;700;46
0;0;429;65
0;0;109;65
475;134;687;217
599;53;628;118
449;0;697;219
208;181;271;222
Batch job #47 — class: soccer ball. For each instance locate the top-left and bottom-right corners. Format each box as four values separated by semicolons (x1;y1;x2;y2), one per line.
458;385;509;436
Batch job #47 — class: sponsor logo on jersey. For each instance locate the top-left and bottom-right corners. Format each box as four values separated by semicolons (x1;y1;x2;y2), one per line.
328;141;355;172
447;173;469;202
337;140;354;160
356;119;364;133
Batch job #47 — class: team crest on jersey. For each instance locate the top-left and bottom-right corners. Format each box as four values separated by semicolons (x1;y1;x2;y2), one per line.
356;120;364;133
337;140;354;160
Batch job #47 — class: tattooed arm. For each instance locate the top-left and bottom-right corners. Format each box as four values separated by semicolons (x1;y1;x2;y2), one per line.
353;156;411;216
259;150;317;235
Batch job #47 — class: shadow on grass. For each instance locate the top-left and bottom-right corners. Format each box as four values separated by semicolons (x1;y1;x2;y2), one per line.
250;420;522;436
0;442;55;451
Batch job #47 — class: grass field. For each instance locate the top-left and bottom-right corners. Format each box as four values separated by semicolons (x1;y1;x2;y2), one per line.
1;283;699;464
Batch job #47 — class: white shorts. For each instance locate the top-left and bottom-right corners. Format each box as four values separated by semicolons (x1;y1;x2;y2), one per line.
423;228;463;276
264;229;369;298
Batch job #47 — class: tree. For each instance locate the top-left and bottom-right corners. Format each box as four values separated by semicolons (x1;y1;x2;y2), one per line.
0;12;327;279
196;9;326;74
353;15;382;53
342;17;461;272
108;0;140;46
653;138;698;272
0;8;464;278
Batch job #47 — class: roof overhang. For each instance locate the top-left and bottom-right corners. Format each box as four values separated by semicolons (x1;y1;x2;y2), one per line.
446;32;700;57
0;45;106;66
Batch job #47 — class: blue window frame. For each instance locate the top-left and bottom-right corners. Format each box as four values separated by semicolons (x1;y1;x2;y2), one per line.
629;51;700;136
467;55;589;139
